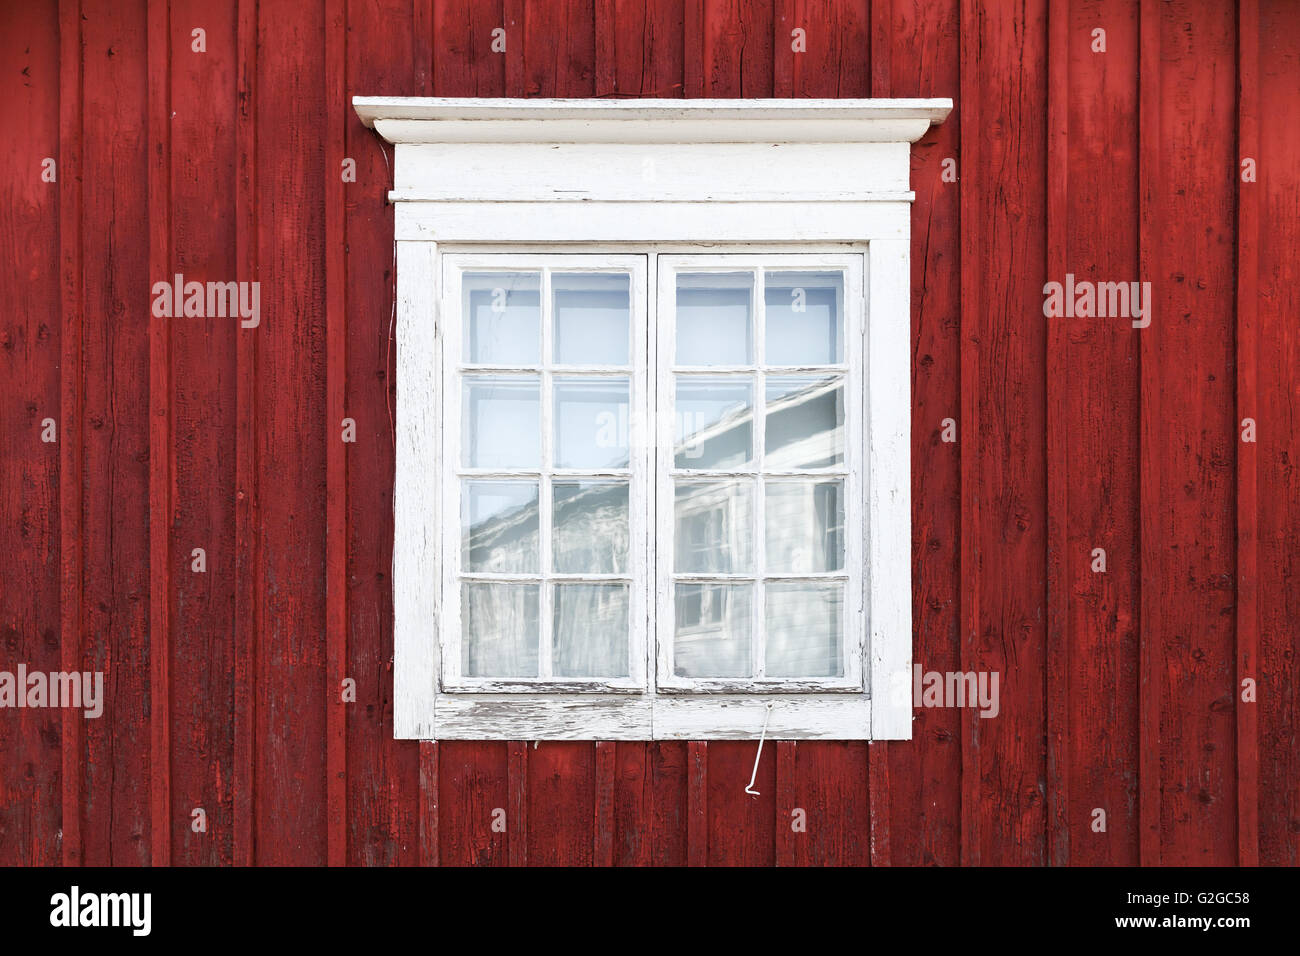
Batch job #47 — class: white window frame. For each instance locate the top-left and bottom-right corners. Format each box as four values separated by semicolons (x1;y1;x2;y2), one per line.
356;97;951;741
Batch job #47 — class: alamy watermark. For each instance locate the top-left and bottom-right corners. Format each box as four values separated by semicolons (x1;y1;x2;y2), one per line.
0;666;103;718
151;273;260;328
1043;273;1152;328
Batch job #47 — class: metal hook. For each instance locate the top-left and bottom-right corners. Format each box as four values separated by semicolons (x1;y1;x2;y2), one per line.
744;702;776;797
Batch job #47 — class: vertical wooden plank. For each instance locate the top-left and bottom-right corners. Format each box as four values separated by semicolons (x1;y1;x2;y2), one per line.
507;740;528;866
1044;0;1068;869
870;0;890;97
418;741;439;866
793;741;871;866
705;742;775;866
697;0;773;97
0;0;63;867
686;740;706;866
413;0;433;95
867;740;889;865
774;1;869;99
1136;0;1161;869
504;0;596;97
594;741;616;866
968;0;1050;867
888;0;962;868
1255;0;1300;868
956;0;981;869
526;743;595;865
167;0;241;868
595;0;685;97
325;0;349;869
774;741;795;865
1152;0;1237;867
324;0;353;868
1234;0;1260;870
614;743;687;866
80;0;151;867
1063;0;1142;867
146;0;173;871
682;0;703;96
437;742;508;865
431;0;505;95
57;0;84;866
233;0;260;868
346;0;421;867
254;0;329;865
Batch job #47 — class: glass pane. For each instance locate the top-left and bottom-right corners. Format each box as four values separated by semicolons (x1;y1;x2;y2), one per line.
765;376;844;469
674;480;753;573
553;583;629;678
675;272;753;366
463;272;541;365
461;583;539;678
765;582;844;678
463;376;541;468
765;481;844;572
554;377;630;469
675;376;753;469
764;271;844;366
674;583;752;677
553;481;629;573
553;273;631;366
462;480;540;573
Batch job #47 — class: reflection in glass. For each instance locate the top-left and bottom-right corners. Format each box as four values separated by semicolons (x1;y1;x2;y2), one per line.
764;271;843;365
765;481;844;573
675;376;753;469
764;582;843;677
764;376;844;469
553;481;629;574
463;376;541;468
462;481;539;573
554;377;630;469
463;272;541;365
553;273;631;366
675;272;753;366
462;583;539;677
674;583;752;677
674;480;753;573
553;583;629;677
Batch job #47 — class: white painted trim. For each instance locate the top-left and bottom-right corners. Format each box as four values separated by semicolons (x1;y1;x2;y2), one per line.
354;96;951;145
365;96;946;741
866;239;913;739
392;240;440;739
394;201;912;245
431;694;870;741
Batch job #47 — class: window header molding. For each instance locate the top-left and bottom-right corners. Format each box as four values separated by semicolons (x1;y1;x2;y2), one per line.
353;96;951;243
353;96;952;145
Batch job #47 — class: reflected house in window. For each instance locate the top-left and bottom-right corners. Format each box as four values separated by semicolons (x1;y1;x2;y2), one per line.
459;375;846;679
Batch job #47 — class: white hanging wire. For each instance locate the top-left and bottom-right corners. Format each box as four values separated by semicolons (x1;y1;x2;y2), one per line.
744;702;776;796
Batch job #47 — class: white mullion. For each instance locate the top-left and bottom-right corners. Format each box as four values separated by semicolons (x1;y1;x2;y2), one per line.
634;255;652;689
655;256;674;692
752;266;766;679
444;260;464;687
538;267;554;679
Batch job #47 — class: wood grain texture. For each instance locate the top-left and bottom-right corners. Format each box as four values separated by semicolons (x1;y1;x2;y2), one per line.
0;0;62;868
1;0;1296;867
1254;0;1299;867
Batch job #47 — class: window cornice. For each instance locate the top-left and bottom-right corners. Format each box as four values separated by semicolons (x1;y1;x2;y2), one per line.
353;96;951;145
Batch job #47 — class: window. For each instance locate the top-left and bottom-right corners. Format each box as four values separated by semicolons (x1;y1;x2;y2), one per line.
357;96;952;739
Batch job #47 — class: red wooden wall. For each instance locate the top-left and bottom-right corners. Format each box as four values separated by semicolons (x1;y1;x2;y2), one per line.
1;0;1296;867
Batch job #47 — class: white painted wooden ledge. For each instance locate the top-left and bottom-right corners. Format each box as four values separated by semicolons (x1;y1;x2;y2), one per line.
356;96;951;741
